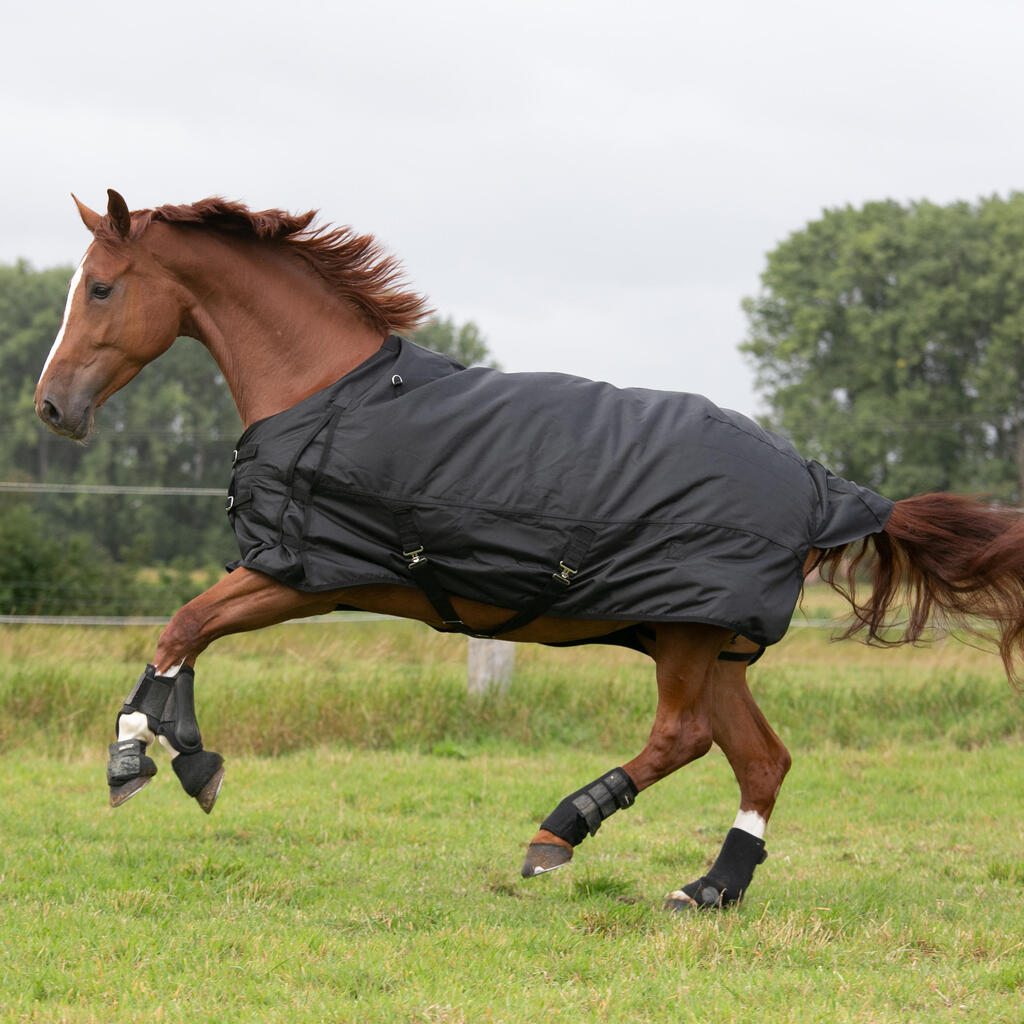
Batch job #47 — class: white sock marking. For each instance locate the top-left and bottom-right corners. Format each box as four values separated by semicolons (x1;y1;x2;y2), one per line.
39;247;91;384
158;735;181;759
732;808;768;839
116;710;155;745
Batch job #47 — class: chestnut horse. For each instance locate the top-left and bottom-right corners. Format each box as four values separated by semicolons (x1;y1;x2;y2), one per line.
35;190;1024;910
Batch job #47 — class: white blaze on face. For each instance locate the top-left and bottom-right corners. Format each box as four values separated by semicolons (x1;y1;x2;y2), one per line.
38;245;93;385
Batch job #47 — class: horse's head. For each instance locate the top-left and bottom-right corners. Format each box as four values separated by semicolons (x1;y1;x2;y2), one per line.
35;190;187;441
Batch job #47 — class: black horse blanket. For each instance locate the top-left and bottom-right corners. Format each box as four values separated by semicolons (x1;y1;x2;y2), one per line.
227;336;892;647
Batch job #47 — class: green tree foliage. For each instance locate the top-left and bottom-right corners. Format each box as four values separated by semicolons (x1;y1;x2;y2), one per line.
742;195;1024;500
414;315;500;368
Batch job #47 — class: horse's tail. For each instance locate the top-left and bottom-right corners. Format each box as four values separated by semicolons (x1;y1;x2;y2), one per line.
815;492;1024;687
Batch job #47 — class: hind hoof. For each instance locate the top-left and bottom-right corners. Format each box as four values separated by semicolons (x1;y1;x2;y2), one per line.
521;842;573;877
109;773;154;808
194;763;225;814
665;881;731;911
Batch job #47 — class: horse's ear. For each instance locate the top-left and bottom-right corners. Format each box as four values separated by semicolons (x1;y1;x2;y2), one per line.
72;194;102;233
106;189;132;240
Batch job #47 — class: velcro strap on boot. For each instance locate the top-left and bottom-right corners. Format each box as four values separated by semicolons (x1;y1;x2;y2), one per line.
121;665;173;729
541;767;638;846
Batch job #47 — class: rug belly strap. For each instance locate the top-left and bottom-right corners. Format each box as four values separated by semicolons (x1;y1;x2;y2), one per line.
393;507;595;638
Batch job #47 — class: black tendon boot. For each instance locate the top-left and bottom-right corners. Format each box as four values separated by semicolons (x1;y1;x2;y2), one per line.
665;828;768;910
522;768;638;877
107;664;224;811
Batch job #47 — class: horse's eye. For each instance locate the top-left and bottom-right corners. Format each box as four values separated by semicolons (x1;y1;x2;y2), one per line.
90;282;113;301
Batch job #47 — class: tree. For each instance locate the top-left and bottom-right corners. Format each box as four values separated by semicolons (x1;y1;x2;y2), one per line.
414;315;500;368
741;195;1024;501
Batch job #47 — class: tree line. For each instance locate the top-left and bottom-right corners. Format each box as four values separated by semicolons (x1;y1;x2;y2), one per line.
742;193;1024;501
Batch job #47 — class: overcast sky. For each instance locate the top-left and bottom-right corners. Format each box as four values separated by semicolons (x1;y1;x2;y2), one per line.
4;0;1023;416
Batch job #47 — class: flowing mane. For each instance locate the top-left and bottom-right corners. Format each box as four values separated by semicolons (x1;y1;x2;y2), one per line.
96;197;432;334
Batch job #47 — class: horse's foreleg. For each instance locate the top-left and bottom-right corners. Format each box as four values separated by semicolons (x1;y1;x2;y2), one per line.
108;660;225;811
665;643;790;910
108;568;336;810
521;623;729;877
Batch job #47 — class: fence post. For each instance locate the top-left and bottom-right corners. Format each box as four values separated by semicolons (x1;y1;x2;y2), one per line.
467;637;515;695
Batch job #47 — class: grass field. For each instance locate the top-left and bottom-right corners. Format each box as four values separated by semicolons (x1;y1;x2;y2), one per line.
1;595;1022;1022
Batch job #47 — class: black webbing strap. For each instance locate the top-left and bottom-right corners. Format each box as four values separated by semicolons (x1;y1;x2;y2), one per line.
394;508;469;630
718;645;766;665
485;525;595;637
393;508;595;638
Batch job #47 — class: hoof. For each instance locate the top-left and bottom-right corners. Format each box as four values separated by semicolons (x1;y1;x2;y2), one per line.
109;773;155;808
664;880;729;912
521;842;573;877
194;763;225;814
172;749;225;813
107;739;157;807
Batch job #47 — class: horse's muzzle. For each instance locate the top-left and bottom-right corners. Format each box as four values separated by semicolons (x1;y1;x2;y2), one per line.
35;393;92;441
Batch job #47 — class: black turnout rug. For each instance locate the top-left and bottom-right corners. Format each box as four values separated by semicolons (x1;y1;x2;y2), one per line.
226;337;891;648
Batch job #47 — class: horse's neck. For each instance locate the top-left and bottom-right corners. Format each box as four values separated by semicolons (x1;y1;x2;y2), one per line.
173;231;386;427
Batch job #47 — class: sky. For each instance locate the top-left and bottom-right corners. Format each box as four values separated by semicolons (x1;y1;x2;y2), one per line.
4;0;1024;417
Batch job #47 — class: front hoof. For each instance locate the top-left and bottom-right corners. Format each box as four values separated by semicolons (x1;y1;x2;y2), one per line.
172;750;225;813
194;763;225;814
521;843;573;877
109;774;155;808
107;739;157;807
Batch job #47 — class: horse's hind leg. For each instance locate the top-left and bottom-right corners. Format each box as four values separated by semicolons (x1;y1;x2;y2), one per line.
521;622;729;876
665;641;791;910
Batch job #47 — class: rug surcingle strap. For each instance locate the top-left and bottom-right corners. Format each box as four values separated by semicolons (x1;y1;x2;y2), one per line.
717;645;766;665
393;508;595;638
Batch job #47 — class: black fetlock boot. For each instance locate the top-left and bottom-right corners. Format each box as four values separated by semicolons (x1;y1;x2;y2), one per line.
665;828;768;911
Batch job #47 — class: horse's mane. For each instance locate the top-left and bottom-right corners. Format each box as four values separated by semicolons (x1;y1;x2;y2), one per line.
98;197;432;335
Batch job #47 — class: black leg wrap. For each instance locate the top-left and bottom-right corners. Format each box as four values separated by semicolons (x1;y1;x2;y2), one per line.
172;749;225;798
681;828;768;908
540;767;638;846
106;739;157;786
118;664;203;754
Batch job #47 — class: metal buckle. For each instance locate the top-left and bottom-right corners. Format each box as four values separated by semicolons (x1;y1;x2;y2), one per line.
553;561;578;586
403;546;426;568
225;495;235;511
232;448;239;466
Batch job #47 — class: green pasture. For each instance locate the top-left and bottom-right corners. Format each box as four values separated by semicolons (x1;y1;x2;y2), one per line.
0;598;1022;1023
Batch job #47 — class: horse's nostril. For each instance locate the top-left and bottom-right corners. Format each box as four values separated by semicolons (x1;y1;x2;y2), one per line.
40;398;62;427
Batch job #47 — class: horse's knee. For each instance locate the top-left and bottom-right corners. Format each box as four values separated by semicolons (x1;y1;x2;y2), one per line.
155;604;207;668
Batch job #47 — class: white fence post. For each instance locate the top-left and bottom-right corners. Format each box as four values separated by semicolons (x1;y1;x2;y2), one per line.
466;637;515;695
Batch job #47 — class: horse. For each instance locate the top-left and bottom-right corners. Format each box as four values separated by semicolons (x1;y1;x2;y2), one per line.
34;189;1024;911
